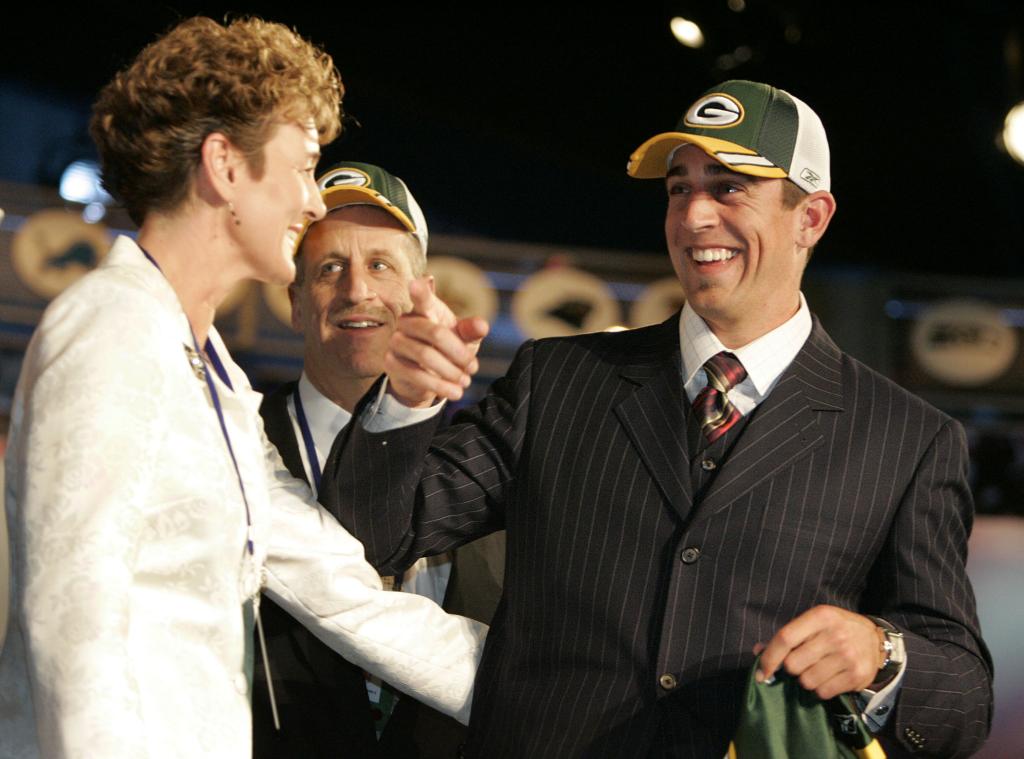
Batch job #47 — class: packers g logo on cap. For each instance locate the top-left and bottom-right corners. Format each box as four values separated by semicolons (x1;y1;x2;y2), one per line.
684;93;744;128
318;167;372;192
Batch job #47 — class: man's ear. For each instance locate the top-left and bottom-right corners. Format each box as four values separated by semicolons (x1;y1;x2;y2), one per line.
796;190;836;249
195;131;245;204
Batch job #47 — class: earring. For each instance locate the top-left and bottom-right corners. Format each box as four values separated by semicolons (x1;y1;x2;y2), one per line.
227;201;241;226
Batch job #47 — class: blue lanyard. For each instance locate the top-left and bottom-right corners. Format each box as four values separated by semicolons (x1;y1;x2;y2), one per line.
141;248;254;556
292;386;322;494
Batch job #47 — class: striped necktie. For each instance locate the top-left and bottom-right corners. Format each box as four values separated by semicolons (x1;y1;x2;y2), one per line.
694;351;747;443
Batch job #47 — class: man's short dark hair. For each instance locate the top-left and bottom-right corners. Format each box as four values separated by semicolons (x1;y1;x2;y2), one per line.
779;179;819;260
780;179;805;210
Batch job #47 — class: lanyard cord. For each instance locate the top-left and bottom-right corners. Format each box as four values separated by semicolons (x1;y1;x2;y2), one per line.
198;339;255;555
140;248;254;555
292;385;322;494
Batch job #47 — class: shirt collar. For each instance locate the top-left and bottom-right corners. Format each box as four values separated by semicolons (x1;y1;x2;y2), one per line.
297;372;352;458
679;294;812;400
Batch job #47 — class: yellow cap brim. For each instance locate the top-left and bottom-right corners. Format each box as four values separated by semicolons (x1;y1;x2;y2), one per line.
627;132;787;180
292;185;417;255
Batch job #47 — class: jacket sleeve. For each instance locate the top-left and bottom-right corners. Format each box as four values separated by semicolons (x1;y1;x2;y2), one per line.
261;434;487;723
321;340;534;574
864;418;993;758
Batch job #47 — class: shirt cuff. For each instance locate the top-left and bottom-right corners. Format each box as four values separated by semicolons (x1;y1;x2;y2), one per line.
363;376;445;432
857;653;907;731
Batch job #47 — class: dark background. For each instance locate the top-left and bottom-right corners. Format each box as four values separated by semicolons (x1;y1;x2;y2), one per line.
2;1;1023;274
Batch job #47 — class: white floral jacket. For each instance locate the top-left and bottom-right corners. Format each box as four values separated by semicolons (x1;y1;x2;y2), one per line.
0;237;485;759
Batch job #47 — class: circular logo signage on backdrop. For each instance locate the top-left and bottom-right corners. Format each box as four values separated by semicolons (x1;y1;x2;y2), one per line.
426;256;499;323
911;299;1018;387
631;277;686;328
12;210;111;299
513;267;621;339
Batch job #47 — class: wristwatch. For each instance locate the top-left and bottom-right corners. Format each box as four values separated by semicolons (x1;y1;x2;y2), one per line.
868;616;906;683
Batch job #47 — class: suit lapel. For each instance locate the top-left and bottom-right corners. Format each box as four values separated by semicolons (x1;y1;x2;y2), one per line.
613;315;695;522
259;381;309;485
696;318;845;516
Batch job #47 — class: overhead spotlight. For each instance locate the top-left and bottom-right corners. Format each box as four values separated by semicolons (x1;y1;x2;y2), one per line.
670;17;705;49
727;0;746;11
1004;101;1024;166
59;160;113;220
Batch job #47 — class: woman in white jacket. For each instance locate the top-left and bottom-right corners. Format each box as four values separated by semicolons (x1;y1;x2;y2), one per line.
0;17;484;759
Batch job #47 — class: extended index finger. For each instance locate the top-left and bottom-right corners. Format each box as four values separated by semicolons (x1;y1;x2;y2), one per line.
391;316;479;378
407;277;435;317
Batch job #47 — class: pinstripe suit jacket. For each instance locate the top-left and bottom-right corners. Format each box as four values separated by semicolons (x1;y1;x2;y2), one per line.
324;314;992;758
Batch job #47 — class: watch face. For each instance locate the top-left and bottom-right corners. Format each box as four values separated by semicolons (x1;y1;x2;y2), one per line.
883;630;906;667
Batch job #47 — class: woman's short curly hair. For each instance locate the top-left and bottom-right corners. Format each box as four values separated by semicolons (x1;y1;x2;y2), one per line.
90;16;343;226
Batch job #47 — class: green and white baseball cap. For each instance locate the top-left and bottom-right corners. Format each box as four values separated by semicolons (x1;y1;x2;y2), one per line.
627;80;830;193
295;161;429;256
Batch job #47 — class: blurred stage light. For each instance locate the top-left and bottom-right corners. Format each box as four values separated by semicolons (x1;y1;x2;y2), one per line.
59;160;113;219
670;17;705;49
716;45;754;72
82;202;107;224
1004;101;1024;166
727;0;746;11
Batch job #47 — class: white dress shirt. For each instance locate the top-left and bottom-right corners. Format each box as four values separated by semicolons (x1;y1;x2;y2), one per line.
679;294;813;411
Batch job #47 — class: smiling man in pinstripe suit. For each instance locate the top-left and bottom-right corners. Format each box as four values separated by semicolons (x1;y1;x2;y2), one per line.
323;81;993;757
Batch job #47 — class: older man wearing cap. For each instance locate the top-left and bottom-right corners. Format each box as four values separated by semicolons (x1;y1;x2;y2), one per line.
323;83;992;757
252;162;503;759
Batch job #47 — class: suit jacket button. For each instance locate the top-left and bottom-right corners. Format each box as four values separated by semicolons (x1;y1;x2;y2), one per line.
680;547;701;564
701;458;716;471
659;673;678;690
